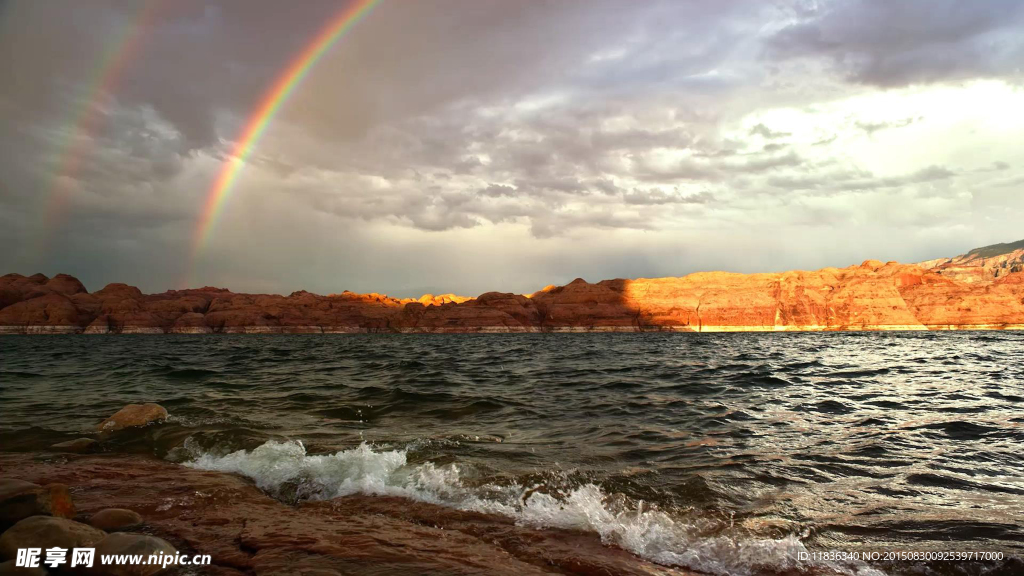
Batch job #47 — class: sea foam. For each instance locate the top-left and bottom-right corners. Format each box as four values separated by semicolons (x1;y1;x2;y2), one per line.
186;440;885;576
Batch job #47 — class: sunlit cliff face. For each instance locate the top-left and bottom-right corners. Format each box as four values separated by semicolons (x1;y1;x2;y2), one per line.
1;1;1023;295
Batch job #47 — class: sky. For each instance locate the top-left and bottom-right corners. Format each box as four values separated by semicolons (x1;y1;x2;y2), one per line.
1;0;1022;297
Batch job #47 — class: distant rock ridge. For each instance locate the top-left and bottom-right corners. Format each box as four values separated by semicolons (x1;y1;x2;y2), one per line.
2;241;1024;333
917;240;1024;284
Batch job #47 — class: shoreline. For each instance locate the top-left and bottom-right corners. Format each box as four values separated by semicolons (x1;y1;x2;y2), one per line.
3;324;1024;334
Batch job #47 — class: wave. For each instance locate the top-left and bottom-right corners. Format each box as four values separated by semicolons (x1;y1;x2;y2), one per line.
185;440;885;576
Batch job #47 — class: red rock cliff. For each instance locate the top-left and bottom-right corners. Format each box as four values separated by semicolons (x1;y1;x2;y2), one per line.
2;241;1023;333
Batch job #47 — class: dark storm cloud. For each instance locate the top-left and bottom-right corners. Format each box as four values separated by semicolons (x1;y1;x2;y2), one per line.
764;0;1024;86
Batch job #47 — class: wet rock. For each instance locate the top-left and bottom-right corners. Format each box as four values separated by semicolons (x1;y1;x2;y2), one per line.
96;404;167;433
0;482;75;528
0;480;38;500
89;509;142;532
92;533;176;576
50;438;97;453
0;453;697;576
0;559;48;575
0;516;105;561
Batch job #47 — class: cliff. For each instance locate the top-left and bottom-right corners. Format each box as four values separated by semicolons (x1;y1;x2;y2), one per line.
2;241;1023;333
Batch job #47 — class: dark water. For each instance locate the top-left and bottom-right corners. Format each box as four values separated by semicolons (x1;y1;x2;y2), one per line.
2;333;1023;575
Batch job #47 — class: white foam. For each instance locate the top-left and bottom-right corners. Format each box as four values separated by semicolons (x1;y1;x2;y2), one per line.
185;440;886;576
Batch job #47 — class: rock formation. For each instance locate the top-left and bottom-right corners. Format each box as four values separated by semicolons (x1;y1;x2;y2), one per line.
2;241;1023;333
917;239;1024;283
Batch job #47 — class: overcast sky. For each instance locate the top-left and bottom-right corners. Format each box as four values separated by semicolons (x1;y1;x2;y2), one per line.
2;0;1022;297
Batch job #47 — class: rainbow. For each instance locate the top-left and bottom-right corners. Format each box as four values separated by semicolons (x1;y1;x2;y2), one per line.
189;0;380;268
41;1;161;240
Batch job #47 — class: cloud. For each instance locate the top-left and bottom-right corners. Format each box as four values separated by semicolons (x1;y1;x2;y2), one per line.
764;0;1024;87
855;116;922;135
749;123;792;139
0;0;1022;294
766;164;957;194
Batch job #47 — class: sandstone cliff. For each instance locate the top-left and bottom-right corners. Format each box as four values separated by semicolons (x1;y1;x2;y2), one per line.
2;241;1023;333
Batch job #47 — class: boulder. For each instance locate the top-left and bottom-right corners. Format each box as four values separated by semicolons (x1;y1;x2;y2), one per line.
91;533;176;576
96;404;167;432
89;509;142;532
0;560;47;575
0;516;105;561
0;481;75;528
0;480;38;501
50;438;97;453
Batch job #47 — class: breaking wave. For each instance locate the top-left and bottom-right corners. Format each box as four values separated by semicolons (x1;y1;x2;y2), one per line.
186;439;885;576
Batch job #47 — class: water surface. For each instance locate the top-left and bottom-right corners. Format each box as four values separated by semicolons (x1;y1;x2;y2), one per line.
2;332;1022;575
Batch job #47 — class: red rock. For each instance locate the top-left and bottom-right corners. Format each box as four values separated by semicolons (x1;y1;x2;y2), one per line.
50;438;98;453
89;508;143;531
0;481;75;528
44;273;88;295
0;516;104;561
0;292;87;332
0;453;696;576
1;240;1023;333
97;404;168;432
91;533;176;575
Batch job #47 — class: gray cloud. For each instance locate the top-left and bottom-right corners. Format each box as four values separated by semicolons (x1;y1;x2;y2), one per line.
0;0;1021;295
764;0;1024;86
766;165;957;194
750;123;792;139
855;116;922;135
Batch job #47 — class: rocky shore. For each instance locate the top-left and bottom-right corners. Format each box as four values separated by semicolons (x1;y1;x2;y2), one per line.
2;241;1023;334
0;404;695;576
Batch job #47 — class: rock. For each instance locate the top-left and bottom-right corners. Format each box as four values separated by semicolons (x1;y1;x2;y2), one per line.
83;315;113;334
44;274;88;296
0;482;75;528
167;312;211;334
0;452;692;576
89;509;142;532
0;560;48;575
2;238;1024;333
92;533;176;576
918;240;1024;284
0;292;86;331
0;516;105;561
50;438;97;453
0;480;39;501
96;404;168;432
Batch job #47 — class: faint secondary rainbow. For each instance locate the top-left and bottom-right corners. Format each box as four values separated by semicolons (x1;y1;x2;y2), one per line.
41;1;161;238
189;0;380;268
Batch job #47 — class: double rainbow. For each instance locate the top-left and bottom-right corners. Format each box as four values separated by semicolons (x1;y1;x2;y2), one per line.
189;0;380;271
